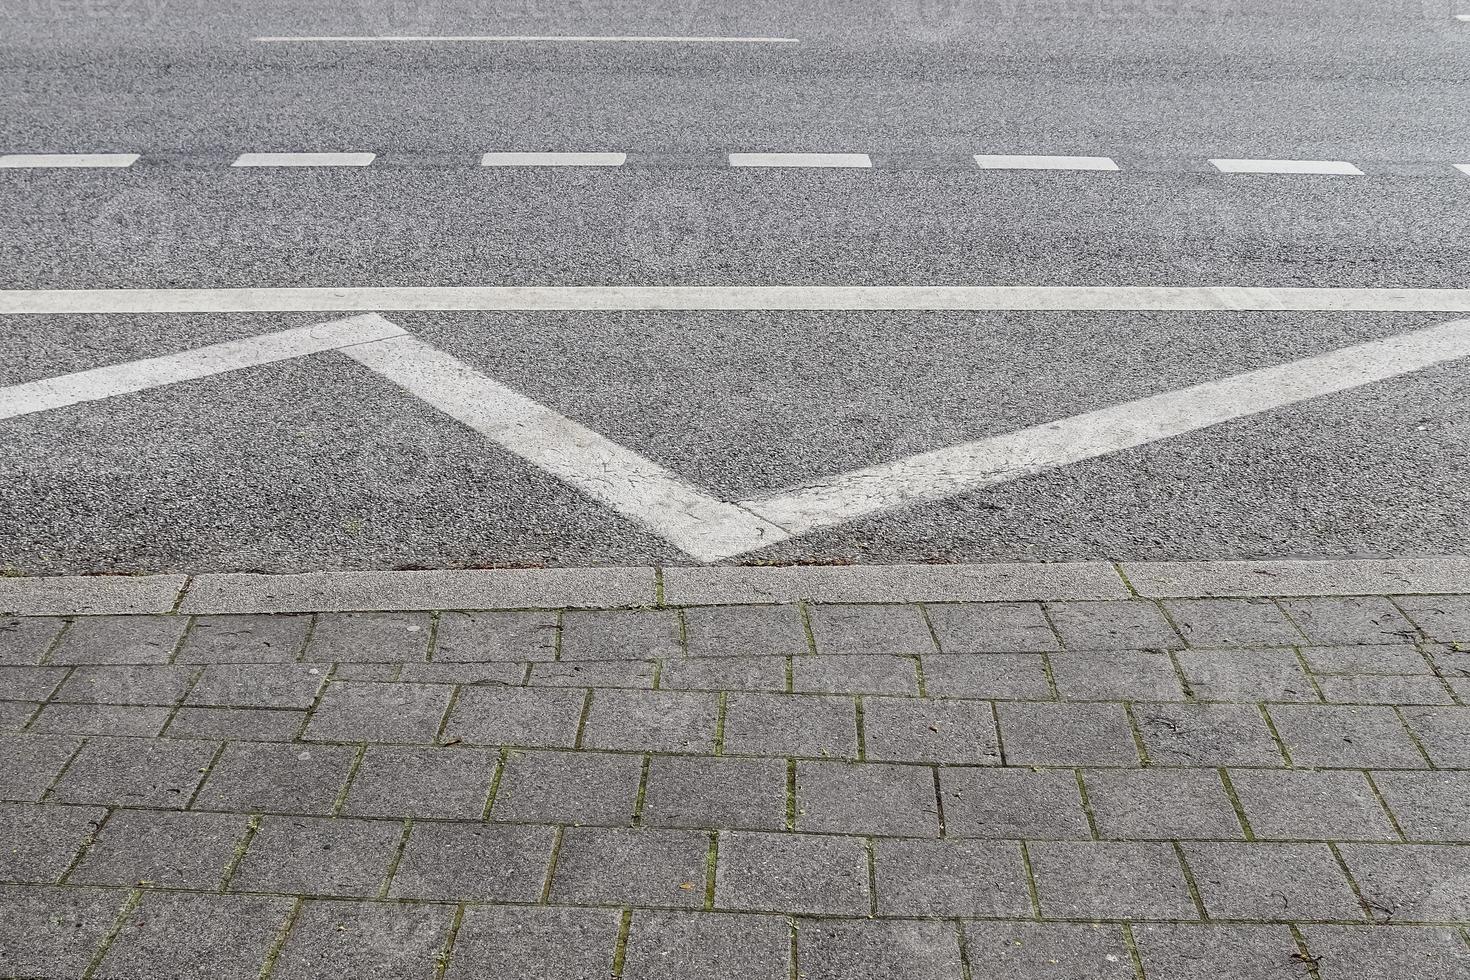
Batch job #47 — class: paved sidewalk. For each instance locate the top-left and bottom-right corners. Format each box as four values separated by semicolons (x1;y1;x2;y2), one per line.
3;560;1470;979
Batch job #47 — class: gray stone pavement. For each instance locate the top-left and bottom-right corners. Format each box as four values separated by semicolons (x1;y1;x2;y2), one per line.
3;560;1470;979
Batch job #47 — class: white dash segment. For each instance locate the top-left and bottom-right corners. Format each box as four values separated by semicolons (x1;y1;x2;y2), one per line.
1454;164;1470;176
1210;158;1363;175
728;153;872;169
0;153;140;169
232;153;377;168
740;318;1470;536
255;35;801;43
973;154;1119;171
480;152;626;167
1457;13;1470;20
0;314;406;422
343;334;787;562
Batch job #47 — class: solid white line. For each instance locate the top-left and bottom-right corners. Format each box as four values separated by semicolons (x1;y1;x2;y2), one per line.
0;154;140;169
255;35;800;43
0;314;405;422
1210;158;1364;175
1455;164;1470;176
1457;14;1470;20
9;285;1470;316
480;152;626;167
342;335;786;561
973;154;1119;171
740;318;1470;535
232;153;377;168
728;153;872;169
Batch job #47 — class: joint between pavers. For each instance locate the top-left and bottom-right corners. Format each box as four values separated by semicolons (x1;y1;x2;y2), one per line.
36;617;75;668
1216;769;1256;841
1286;923;1326;980
1359;770;1409;842
713;692;728;756
864;836;879;917
37;736;93;802
183;739;231;810
256;895;303;980
1287;647;1330;703
79;887;143;980
1119;922;1148;980
538;826;565;904
432;903;467;980
932;767;947;838
798;602;819;656
1017;841;1042;919
57;805;116;885
1121;703;1152;766
989;702;1009;767
1112;563;1142;599
220;814;263;892
379;818;415;900
480;748;510;821
704;831;719;910
610;907;634;978
1326;841;1383;923
854;696;867;762
331;744;369;815
1255;704;1297;767
632;755;653;825
1390;704;1440;769
788;917;801;980
1073;769;1102;840
573;690;594;749
785;759;797;830
1170;840;1210;921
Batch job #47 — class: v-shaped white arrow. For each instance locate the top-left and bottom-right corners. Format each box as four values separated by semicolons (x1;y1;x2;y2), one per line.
5;312;1470;562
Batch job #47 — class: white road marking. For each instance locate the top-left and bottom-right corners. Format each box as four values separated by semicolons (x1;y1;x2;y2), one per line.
728;153;872;168
1210;158;1364;175
340;335;787;560
9;285;1470;316
232;153;377;168
1457;14;1470;19
1455;164;1470;176
0;154;140;169
480;152;627;167
255;35;800;43
3;315;1467;561
0;314;404;422
973;154;1119;171
741;318;1470;537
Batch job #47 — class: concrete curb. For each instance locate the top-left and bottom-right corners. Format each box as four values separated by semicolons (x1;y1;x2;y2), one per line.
3;557;1470;616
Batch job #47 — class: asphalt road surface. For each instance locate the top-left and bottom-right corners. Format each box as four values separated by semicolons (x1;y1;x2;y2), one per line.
1;0;1468;573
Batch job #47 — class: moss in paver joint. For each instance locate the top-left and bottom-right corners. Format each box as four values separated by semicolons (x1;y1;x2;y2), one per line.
1286;923;1325;980
930;767;947;838
255;896;302;980
989;702;1008;767
572;689;594;749
1073;769;1102;840
379;818;415;899
432;903;467;980
1216;769;1257;841
632;755;652;825
1255;703;1298;767
864;836;878;916
221;814;263;890
1360;770;1409;841
1326;840;1385;921
539;826;565;904
952;918;976;980
1121;703;1153;766
480;748;510;820
713;692;728;756
853;696;867;761
788;917;800;980
797;602;818;656
1017;841;1042;918
1170;840;1210;920
80;888;143;980
1389;704;1440;769
331;744;369;814
1119;922;1148;980
785;759;797;830
704;831;719;910
610;907;634;977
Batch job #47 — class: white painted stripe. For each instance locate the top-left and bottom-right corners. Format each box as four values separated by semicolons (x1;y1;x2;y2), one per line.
342;334;786;561
1455;164;1470;176
1210;158;1363;175
973;154;1119;171
0;154;139;169
232;153;376;168
741;318;1470;536
1457;13;1470;19
0;314;405;422
8;285;1470;316
480;152;626;167
255;35;800;43
728;153;872;169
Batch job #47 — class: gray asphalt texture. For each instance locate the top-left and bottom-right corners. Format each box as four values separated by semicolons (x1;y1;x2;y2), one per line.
1;0;1468;573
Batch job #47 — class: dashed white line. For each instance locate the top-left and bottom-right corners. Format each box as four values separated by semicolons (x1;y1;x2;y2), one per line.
480;152;626;167
0;315;405;422
1210;158;1364;175
255;35;801;43
973;154;1119;171
728;153;872;169
9;285;1470;316
0;154;140;169
232;153;377;168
